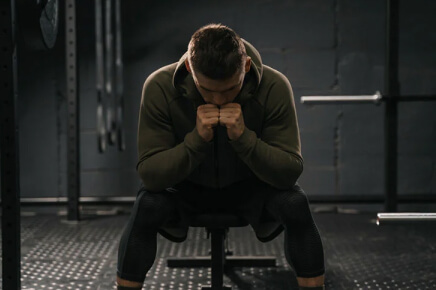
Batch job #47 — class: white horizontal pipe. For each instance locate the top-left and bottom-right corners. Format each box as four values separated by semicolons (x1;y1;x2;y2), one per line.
16;197;136;203
376;212;436;225
301;91;382;105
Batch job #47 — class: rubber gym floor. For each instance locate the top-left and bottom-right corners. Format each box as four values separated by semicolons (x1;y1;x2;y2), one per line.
1;209;435;289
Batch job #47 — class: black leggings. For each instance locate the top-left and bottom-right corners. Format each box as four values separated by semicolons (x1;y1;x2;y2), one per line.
117;182;325;282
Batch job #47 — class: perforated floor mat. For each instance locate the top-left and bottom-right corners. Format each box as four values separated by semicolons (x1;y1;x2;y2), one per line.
0;212;435;289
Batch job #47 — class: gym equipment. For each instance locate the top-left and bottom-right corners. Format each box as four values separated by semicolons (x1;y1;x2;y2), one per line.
301;92;382;105
96;0;107;153
66;0;80;221
1;1;22;289
377;213;436;225
300;0;435;213
167;213;277;290
1;1;62;286
17;0;59;50
105;0;117;146
95;0;125;153
115;0;126;151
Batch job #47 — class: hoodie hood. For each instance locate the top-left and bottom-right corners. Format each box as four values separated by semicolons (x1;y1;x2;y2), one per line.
172;39;263;106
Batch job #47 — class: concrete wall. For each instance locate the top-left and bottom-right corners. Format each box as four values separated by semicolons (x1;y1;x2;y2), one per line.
9;0;436;199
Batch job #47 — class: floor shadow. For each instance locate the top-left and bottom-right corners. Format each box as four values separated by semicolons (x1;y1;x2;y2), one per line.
225;267;299;290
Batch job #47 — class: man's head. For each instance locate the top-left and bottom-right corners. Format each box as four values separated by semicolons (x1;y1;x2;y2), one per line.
185;24;251;106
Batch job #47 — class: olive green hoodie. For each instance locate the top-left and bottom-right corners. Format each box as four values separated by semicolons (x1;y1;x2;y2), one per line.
137;40;303;192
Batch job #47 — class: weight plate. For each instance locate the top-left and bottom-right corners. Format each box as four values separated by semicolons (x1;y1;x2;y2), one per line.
18;0;59;50
40;0;59;49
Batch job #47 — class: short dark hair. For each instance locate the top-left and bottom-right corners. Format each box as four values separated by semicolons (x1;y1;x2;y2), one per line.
188;23;246;80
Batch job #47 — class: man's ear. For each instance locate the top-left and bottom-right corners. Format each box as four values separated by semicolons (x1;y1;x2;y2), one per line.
185;59;192;73
244;56;252;73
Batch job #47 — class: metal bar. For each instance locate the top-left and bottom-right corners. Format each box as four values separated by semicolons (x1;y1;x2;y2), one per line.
168;257;211;268
105;0;116;145
224;256;276;267
0;0;21;288
210;229;225;288
377;213;436;225
384;0;400;212
2;193;436;206
66;0;80;221
114;0;125;151
167;256;276;268
300;92;382;105
18;196;136;203
308;194;436;203
0;193;433;205
300;93;436;104
96;0;107;153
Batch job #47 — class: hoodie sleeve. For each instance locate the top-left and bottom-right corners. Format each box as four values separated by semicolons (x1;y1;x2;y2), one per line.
136;74;211;192
229;75;303;190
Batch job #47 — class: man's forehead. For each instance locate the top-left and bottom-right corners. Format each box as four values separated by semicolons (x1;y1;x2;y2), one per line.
194;72;243;92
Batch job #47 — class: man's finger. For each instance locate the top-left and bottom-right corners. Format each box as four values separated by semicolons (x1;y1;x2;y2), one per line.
218;116;235;126
200;111;220;118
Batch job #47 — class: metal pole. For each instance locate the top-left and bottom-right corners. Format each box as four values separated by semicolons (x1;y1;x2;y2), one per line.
384;0;400;212
377;213;436;225
115;0;126;151
300;92;382;105
96;0;107;153
0;0;21;288
66;0;80;221
210;229;225;288
300;94;436;105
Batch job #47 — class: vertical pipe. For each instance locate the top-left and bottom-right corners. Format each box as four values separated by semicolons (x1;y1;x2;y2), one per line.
66;0;80;221
0;0;21;288
210;229;225;288
114;0;125;151
384;0;400;212
96;0;107;153
105;0;116;144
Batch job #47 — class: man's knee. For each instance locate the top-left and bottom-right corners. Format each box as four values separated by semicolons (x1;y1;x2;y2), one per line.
268;188;312;224
132;190;175;227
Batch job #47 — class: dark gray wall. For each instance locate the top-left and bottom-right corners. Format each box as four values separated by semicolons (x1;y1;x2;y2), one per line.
8;0;436;199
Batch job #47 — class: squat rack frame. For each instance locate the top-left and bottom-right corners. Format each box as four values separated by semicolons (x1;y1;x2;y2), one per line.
0;0;21;289
301;0;436;212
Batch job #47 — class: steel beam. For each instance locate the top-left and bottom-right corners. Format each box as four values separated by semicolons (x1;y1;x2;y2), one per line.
0;0;21;288
66;0;80;221
384;0;400;212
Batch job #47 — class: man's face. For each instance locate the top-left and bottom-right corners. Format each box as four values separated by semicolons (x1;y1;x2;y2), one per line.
193;71;244;106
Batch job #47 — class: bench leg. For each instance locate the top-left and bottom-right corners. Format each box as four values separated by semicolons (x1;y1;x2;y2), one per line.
201;228;231;290
166;227;277;289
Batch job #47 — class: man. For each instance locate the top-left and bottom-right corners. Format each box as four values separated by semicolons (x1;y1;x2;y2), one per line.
117;24;325;290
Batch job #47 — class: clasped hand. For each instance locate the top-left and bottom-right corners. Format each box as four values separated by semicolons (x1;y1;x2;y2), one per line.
196;103;244;142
